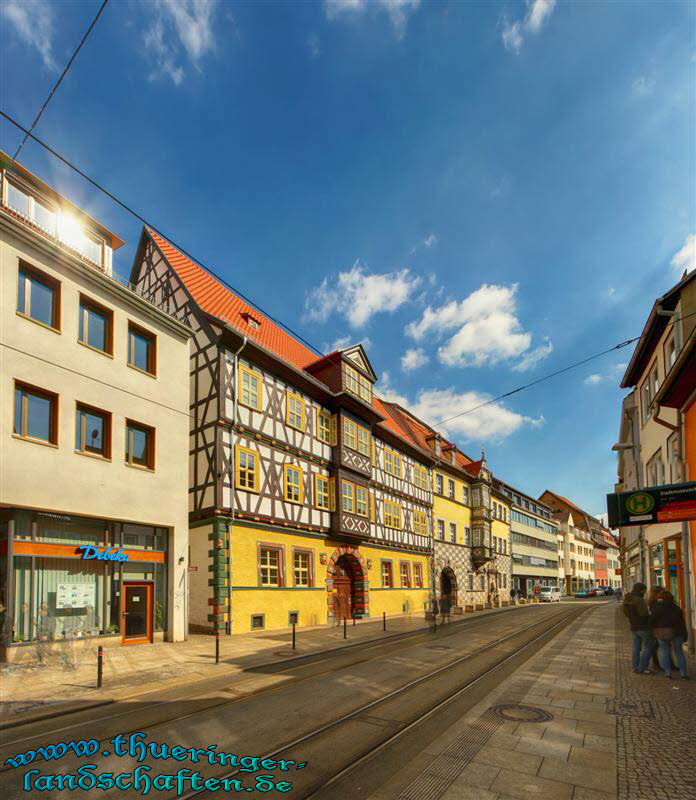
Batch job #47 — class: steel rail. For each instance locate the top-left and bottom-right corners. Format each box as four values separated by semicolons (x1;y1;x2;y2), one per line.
177;605;586;800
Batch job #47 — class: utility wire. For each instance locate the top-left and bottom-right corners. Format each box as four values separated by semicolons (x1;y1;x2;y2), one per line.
1;109;324;357
433;308;696;428
2;108;693;420
13;0;110;160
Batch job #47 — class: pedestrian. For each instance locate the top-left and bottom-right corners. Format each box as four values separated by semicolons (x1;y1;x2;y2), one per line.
649;591;690;680
440;595;450;625
510;587;516;603
430;597;439;632
622;582;655;674
646;587;678;673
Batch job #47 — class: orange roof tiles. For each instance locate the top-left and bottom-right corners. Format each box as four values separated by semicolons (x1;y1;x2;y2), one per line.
148;229;319;371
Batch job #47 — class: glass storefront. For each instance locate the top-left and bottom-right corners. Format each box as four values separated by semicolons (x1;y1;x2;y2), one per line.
1;510;168;647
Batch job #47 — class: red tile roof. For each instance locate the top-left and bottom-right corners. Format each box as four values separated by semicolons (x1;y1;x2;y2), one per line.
148;229;320;370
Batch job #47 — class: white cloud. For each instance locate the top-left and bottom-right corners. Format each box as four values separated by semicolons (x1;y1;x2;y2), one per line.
325;0;420;38
1;0;56;70
502;0;556;53
406;284;552;371
671;234;696;275
374;371;410;407
512;338;553;372
305;261;421;328
632;76;655;97
144;0;219;86
401;348;429;371
423;233;438;248
584;374;603;385
328;335;372;351
307;33;321;58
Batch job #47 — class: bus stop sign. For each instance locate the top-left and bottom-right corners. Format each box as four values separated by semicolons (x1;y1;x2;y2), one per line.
606;481;696;528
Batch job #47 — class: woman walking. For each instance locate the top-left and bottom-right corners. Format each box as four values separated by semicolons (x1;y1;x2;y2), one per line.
650;591;690;680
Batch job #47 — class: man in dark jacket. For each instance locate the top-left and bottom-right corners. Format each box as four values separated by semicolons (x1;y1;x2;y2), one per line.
650;591;690;679
623;582;655;673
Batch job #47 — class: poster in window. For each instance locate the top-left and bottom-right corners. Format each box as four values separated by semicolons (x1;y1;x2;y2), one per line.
56;583;96;609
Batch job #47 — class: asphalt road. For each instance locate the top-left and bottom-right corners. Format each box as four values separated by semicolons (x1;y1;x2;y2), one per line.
0;604;589;799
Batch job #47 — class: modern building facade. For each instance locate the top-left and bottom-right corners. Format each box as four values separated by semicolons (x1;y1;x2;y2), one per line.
540;492;597;594
0;155;191;660
616;271;695;619
130;231;434;634
498;485;559;597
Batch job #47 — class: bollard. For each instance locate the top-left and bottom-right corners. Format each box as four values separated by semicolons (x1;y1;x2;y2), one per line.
383;611;386;631
343;617;347;639
215;631;220;664
353;614;356;626
97;645;103;688
292;622;296;651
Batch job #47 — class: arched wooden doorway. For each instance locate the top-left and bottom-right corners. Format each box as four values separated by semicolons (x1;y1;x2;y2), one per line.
440;566;457;608
327;545;369;621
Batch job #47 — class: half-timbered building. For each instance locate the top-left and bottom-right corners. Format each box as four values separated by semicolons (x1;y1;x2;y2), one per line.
130;229;433;633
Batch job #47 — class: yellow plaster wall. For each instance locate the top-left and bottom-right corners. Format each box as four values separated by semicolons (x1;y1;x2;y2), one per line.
432;470;472;543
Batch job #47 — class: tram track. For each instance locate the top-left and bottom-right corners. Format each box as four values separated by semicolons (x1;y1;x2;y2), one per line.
0;603;545;754
176;604;589;800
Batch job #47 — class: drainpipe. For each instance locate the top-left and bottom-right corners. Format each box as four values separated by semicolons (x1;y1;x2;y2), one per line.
226;336;248;635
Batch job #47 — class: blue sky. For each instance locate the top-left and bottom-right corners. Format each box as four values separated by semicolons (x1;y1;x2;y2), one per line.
1;0;694;516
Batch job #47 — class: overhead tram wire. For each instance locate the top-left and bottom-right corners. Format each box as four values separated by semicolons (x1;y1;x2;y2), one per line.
2;109;693;416
1;110;324;357
13;0;111;160
432;307;696;429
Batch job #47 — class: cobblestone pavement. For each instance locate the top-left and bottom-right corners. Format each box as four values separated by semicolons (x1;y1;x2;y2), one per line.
614;606;696;800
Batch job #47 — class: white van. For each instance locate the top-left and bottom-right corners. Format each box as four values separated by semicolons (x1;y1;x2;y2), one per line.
538;586;562;602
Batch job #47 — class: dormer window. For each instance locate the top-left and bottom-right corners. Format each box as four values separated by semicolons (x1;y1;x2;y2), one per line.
343;363;372;404
241;312;262;331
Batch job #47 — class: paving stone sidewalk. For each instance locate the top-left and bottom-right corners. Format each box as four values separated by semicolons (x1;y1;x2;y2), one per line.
372;601;695;800
1;604;522;725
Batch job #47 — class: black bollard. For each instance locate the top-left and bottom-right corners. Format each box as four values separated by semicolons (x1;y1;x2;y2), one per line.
383;611;386;631
353;614;356;626
97;645;103;688
343;617;347;639
215;631;220;664
292;622;296;651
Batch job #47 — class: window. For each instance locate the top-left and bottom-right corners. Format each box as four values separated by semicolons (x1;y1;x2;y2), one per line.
462;486;469;504
448;479;455;499
6;180;57;235
284;465;303;503
286;391;305;431
413;563;423;588
79;295;113;355
259;547;283;586
316;410;336;445
344;364;372;403
314;474;334;510
641;361;659;425
413;464;428;490
437;519;445;540
384;501;402;529
235;446;259;491
385;449;403;478
435;474;443;495
128;323;156;375
17;264;60;330
251;615;265;629
238;365;261;410
449;522;457;543
646;449;665;488
468;574;474;591
369;491;375;522
341;480;355;513
125;420;155;469
293;550;312;587
343;417;370;455
413;510;428;537
668;432;682;483
75;403;111;458
381;560;393;588
400;562;411;588
464;527;470;545
355;485;368;517
14;382;58;445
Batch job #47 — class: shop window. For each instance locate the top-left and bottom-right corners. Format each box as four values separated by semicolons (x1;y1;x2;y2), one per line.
128;323;157;376
79;295;113;355
126;420;155;470
251;614;265;630
75;403;111;459
17;263;60;330
14;381;58;445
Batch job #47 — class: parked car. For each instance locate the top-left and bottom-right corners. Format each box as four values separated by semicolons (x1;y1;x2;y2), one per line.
592;587;605;596
538;587;562;602
574;589;590;598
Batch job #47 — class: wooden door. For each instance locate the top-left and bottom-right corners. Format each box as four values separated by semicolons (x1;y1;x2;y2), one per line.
122;582;153;645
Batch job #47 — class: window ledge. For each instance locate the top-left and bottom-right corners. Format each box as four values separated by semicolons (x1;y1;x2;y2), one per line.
125;461;155;473
12;433;58;449
16;311;60;334
75;449;112;462
127;363;157;379
79;340;114;359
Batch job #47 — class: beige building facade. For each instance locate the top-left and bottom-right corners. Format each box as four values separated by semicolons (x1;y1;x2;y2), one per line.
0;155;191;659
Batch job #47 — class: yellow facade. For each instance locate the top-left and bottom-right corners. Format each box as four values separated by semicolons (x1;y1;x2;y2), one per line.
193;520;431;633
432;469;472;543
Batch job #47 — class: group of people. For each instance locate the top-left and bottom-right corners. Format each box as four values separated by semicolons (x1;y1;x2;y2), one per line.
623;582;690;680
